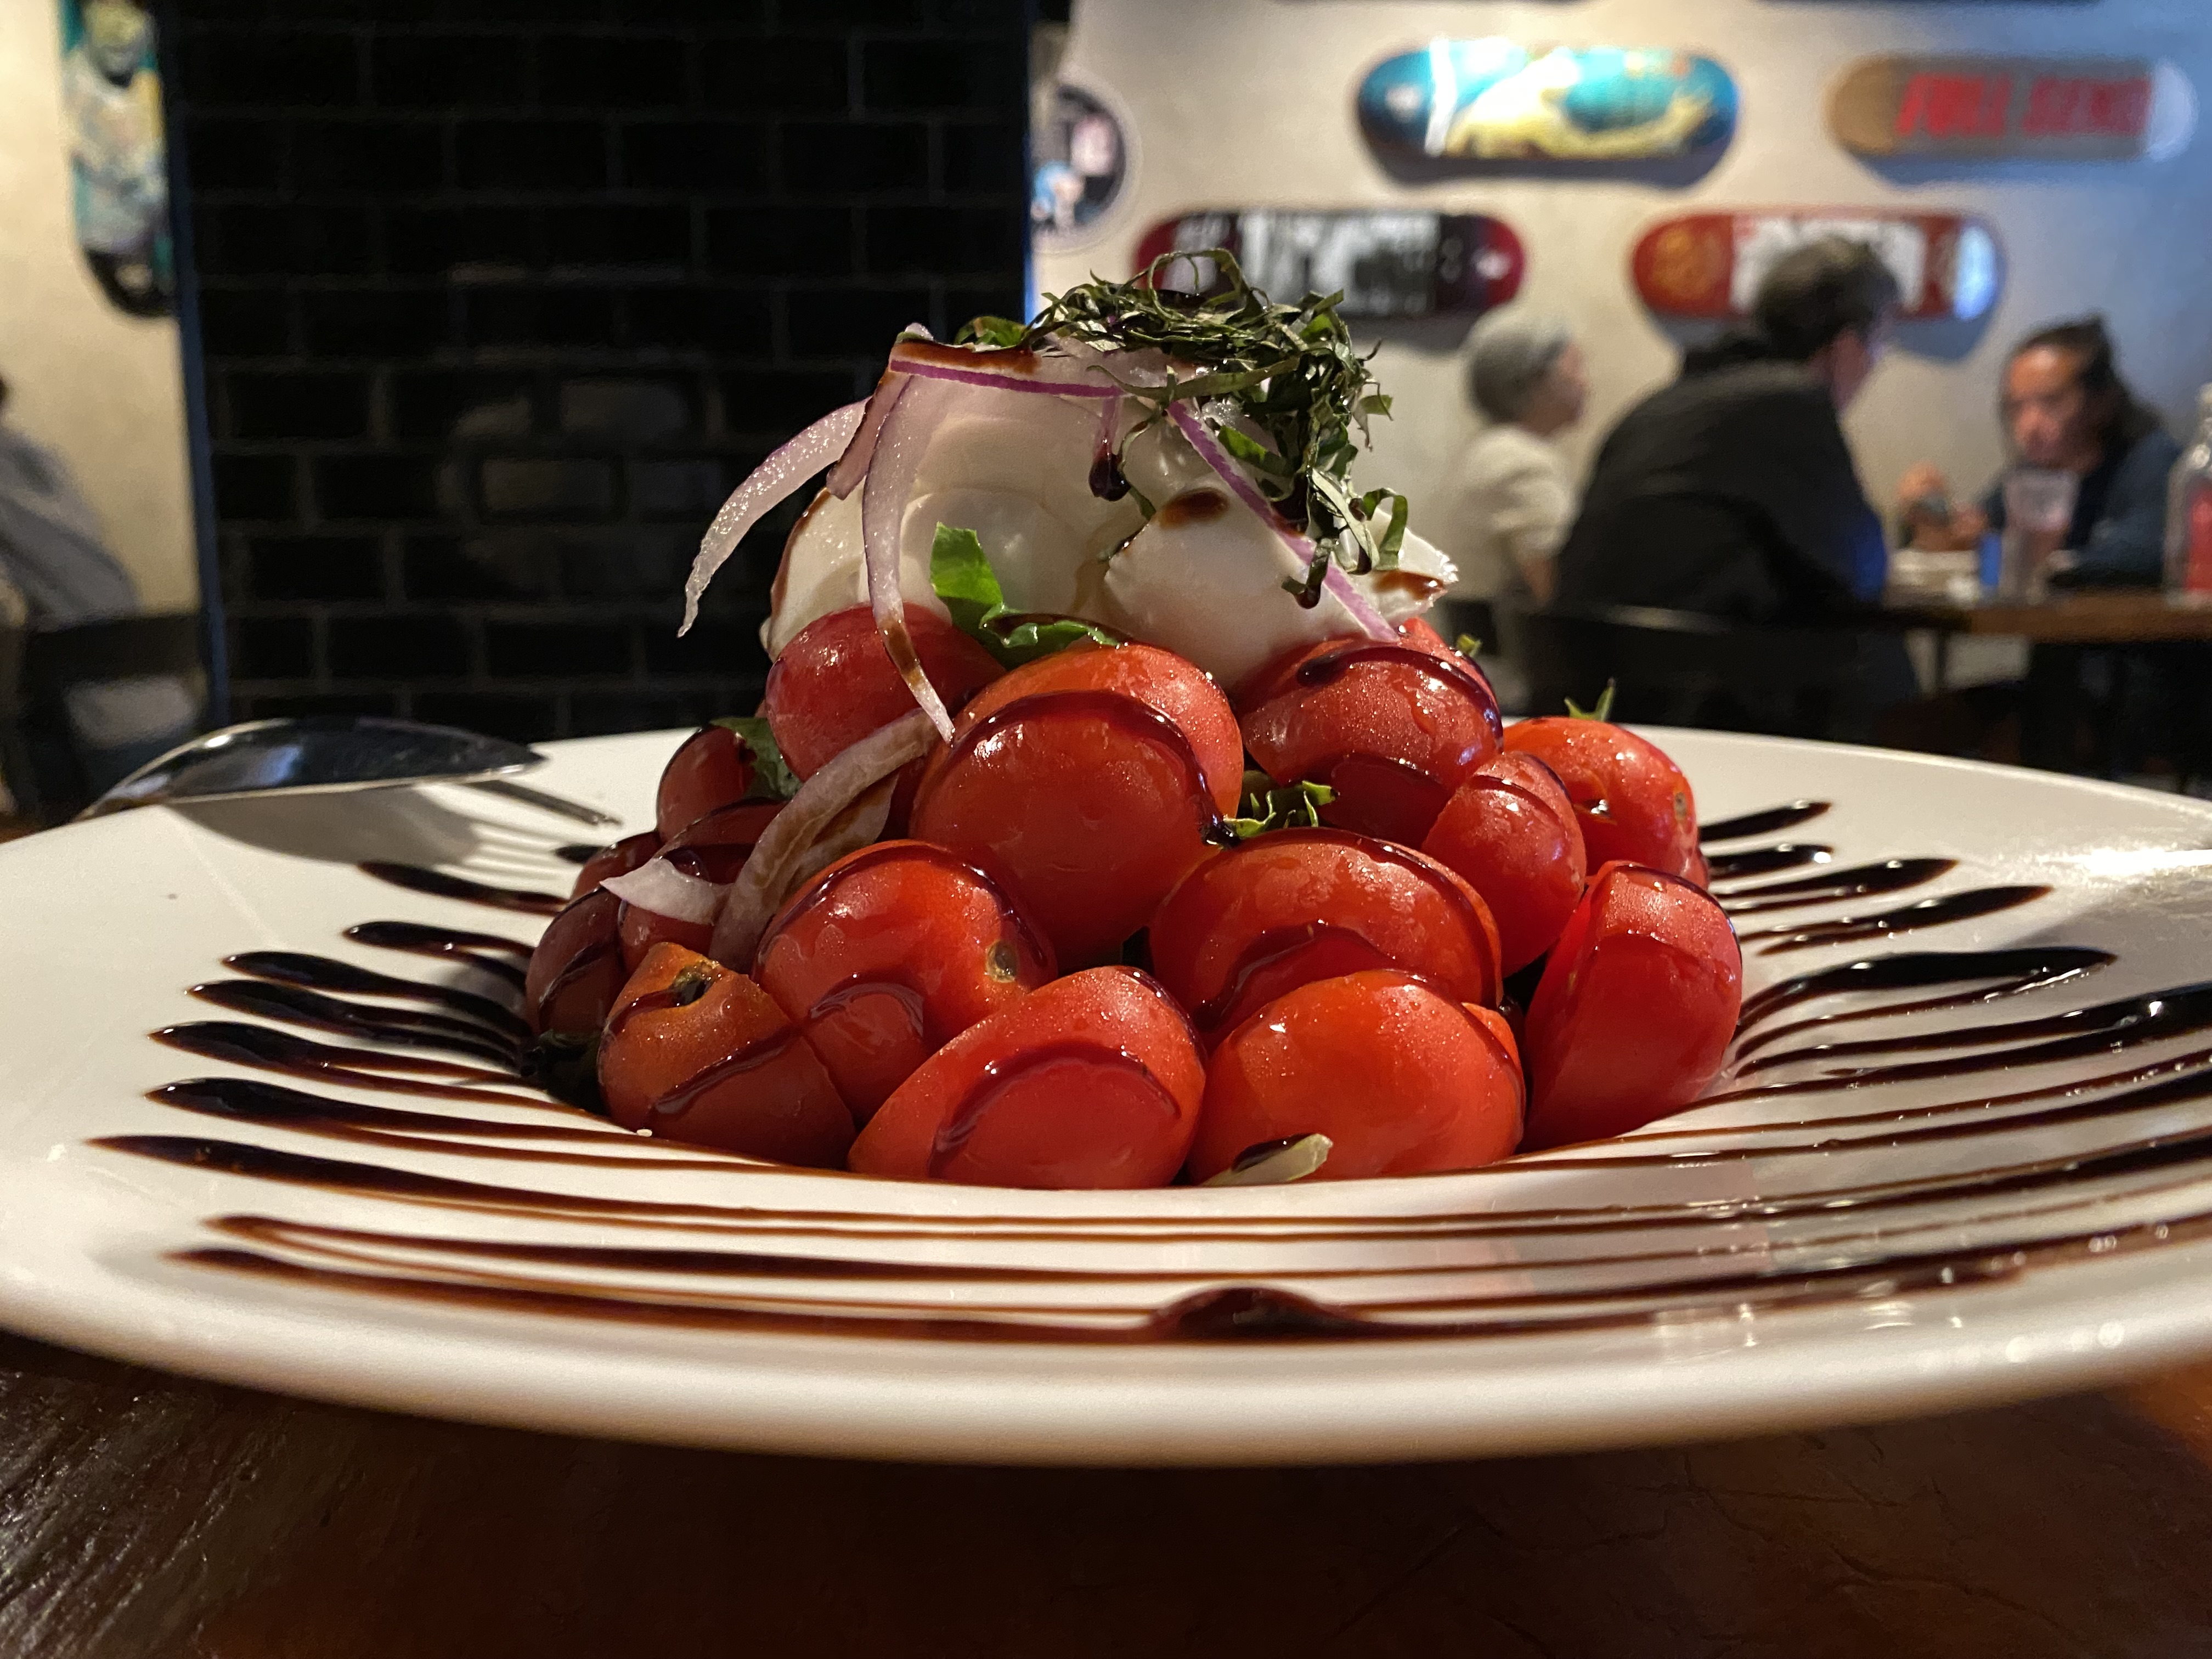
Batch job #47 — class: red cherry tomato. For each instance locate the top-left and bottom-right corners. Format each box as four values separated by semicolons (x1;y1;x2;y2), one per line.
1421;759;1588;975
765;605;1004;780
1398;615;1453;656
596;943;854;1166
1499;718;1700;881
909;642;1243;968
569;830;661;899
1483;751;1576;827
1149;827;1502;1042
523;888;627;1036
656;725;757;840
1521;861;1742;1150
849;967;1205;1188
1187;970;1523;1182
1235;631;1503;848
752;839;1057;1121
614;802;786;972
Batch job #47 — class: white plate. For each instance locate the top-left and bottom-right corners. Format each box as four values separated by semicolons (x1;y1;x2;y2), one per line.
2;728;2210;1466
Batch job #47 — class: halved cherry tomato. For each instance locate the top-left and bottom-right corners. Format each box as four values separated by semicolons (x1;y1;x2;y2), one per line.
596;943;854;1166
1148;827;1501;1041
909;641;1242;968
524;888;627;1035
753;839;1057;1120
614;801;786;970
1521;861;1741;1150
1187;969;1523;1182
848;966;1205;1188
570;830;661;899
1235;628;1502;847
765;605;1003;780
656;725;756;840
1500;718;1700;881
1421;758;1588;975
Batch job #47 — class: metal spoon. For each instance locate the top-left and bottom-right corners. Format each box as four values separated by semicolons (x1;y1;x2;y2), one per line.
78;715;620;828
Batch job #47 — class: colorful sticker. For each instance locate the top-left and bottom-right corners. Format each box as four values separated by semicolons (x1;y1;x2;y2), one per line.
1132;210;1524;320
1829;55;2196;162
1031;83;1130;250
59;0;172;317
1633;211;2002;322
1359;41;1737;164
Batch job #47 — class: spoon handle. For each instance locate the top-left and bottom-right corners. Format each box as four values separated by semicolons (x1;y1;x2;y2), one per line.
463;777;622;828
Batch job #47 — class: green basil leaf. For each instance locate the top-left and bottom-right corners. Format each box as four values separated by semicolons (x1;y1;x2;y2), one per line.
930;522;1120;668
709;715;800;800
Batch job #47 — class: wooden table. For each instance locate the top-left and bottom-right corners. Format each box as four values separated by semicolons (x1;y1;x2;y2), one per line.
1880;590;2212;774
1886;589;2212;651
9;1329;2212;1657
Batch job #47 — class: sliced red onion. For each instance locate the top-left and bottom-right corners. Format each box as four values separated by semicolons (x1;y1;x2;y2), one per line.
708;708;936;967
888;338;1120;399
862;375;961;742
825;369;910;501
682;399;865;635
1167;404;1396;644
778;775;896;910
1321;563;1400;641
601;857;725;926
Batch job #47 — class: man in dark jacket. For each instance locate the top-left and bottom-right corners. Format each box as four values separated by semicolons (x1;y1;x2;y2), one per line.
1556;238;1901;619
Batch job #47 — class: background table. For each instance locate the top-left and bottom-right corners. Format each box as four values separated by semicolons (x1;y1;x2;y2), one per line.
8;1330;2212;1658
1881;590;2212;777
1888;590;2212;646
1885;589;2212;690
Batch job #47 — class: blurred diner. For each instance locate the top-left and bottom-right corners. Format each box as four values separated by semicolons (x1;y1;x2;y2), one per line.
1431;309;1587;709
1898;316;2180;587
1554;236;1899;622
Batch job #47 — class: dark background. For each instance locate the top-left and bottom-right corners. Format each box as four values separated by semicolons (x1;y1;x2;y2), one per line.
172;0;1030;742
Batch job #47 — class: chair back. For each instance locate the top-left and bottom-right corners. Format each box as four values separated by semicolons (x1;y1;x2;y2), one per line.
7;612;207;821
1499;603;1872;738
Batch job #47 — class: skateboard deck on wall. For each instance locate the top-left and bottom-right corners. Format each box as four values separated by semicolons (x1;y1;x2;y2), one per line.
1132;210;1525;320
1357;41;1737;165
1829;55;2186;160
1633;210;2002;323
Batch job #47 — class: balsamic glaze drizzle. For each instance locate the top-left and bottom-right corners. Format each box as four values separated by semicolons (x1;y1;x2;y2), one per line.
108;807;2212;1346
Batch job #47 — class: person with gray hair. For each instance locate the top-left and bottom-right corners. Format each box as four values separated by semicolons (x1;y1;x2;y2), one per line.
1434;308;1588;614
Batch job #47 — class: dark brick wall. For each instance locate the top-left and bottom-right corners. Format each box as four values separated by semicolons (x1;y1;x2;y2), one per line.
174;0;1029;742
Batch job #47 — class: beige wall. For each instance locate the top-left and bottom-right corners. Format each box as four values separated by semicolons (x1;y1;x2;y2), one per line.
0;0;197;612
1042;0;2212;546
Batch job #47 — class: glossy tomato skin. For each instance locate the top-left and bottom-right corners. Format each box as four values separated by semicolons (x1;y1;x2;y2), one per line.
1187;969;1523;1182
765;605;1004;780
613;802;785;972
655;725;756;840
1421;758;1588;975
596;943;854;1166
752;839;1057;1121
1499;718;1700;881
1149;827;1502;1042
1521;861;1741;1150
848;966;1205;1189
909;642;1243;969
570;830;661;899
524;889;627;1036
1235;630;1502;848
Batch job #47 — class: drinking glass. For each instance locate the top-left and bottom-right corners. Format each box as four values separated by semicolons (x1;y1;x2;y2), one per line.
1995;469;2077;603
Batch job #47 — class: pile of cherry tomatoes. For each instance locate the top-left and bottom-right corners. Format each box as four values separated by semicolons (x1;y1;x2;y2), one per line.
525;607;1743;1188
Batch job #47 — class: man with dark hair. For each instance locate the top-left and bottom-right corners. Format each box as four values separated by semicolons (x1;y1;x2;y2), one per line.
1900;316;2179;585
1555;236;1902;618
